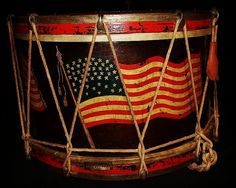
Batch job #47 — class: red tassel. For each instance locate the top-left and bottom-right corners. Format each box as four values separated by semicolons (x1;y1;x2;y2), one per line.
206;41;219;81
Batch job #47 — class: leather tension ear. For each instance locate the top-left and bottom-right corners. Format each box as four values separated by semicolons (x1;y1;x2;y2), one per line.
206;40;219;81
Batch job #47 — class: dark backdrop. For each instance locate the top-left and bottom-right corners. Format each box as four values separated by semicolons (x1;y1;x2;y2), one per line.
1;0;235;187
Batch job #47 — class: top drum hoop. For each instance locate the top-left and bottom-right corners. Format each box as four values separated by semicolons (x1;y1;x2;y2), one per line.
8;9;220;180
14;11;213;42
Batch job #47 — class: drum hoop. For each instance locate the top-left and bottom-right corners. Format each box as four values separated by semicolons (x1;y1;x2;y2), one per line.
15;28;211;42
13;10;213;23
30;139;196;164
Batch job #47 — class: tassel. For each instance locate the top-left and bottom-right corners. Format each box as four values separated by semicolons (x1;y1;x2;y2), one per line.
63;95;68;107
58;86;62;96
56;45;69;107
206;41;219;80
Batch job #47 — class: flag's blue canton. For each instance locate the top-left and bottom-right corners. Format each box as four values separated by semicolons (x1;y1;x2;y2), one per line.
65;57;125;102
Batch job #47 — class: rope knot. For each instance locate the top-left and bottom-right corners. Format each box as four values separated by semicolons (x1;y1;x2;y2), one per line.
22;134;31;159
63;143;73;176
138;145;148;178
189;131;217;172
22;133;30;141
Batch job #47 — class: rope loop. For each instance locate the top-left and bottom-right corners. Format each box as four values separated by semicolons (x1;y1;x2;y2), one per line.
7;14;15;22
189;130;217;172
29;13;38;25
97;13;104;31
177;11;183;22
211;8;219;22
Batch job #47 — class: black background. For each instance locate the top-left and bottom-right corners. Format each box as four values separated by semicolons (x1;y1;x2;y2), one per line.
1;0;235;187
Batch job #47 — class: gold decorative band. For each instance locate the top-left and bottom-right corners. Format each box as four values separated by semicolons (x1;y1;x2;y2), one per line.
15;28;211;42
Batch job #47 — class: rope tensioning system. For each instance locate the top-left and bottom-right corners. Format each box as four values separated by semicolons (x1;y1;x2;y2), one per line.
186;9;219;172
7;9;220;178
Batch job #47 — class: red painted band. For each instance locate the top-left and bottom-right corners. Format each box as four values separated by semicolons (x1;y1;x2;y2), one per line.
14;20;211;35
32;149;195;176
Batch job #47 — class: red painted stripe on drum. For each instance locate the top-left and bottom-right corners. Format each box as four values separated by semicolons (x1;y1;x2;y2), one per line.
106;21;175;33
14;20;210;35
147;152;195;173
33;149;194;176
33;150;63;169
186;19;211;30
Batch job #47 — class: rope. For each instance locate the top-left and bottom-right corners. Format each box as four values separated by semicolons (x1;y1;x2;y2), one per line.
213;82;219;140
63;20;100;173
138;15;182;177
63;143;72;175
56;46;95;149
29;14;74;174
184;24;201;130
68;24;98;149
103;20;147;178
212;17;220;140
25;29;33;157
104;13;183;178
7;15;26;140
183;15;218;171
29;133;195;154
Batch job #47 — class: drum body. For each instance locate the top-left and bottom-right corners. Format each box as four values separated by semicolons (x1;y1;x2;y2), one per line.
9;10;219;180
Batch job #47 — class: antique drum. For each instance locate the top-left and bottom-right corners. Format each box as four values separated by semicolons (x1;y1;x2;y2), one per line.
8;9;220;180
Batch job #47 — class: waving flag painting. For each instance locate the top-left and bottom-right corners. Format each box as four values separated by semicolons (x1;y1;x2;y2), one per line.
22;56;47;112
65;54;202;128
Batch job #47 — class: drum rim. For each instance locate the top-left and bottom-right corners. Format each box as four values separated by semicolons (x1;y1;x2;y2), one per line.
29;138;196;180
12;10;215;24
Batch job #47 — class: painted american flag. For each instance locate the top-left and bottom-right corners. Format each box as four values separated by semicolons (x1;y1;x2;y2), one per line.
65;54;202;128
22;56;47;111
